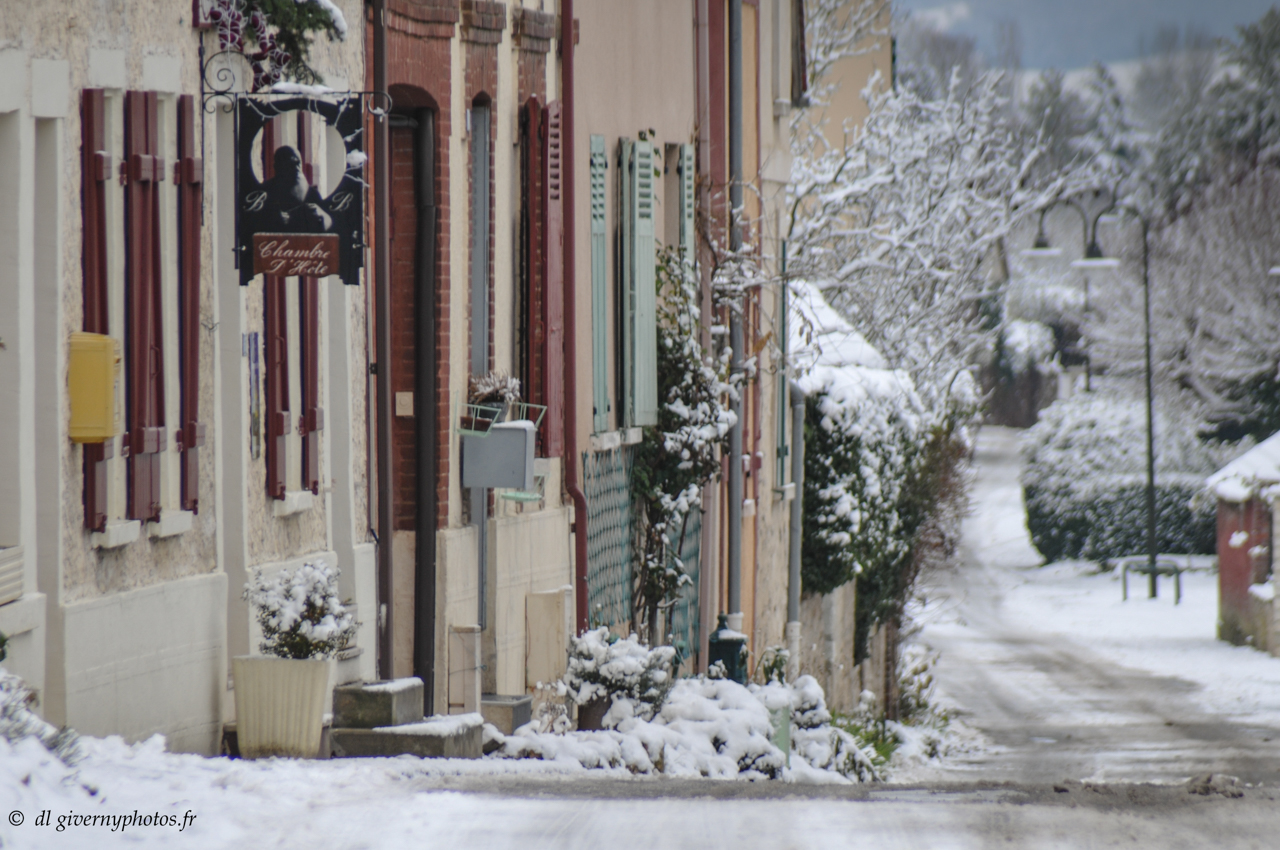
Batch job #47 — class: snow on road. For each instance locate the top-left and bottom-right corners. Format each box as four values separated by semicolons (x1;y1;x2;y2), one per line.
911;426;1280;784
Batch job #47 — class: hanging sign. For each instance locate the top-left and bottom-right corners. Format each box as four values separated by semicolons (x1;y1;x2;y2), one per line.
236;95;365;286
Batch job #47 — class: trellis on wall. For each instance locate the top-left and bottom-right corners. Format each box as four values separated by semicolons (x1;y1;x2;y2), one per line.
668;506;702;666
583;446;635;633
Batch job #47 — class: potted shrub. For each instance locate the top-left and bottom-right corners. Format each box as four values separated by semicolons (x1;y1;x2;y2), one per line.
235;560;356;758
459;372;521;433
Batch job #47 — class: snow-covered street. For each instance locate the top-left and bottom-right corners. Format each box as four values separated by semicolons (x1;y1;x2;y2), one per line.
912;426;1280;785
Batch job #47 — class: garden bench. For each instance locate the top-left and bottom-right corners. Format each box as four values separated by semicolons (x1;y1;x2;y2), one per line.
1120;556;1182;604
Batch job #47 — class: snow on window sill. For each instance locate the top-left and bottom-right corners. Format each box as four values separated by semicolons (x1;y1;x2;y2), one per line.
147;510;193;539
90;520;141;550
273;490;315;518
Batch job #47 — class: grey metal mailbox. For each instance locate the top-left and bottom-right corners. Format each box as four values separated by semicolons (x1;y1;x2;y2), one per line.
461;421;536;491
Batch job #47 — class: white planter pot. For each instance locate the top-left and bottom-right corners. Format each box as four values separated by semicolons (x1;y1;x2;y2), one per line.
233;656;332;758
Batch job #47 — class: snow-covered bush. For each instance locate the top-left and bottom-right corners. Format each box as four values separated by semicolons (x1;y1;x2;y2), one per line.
1021;391;1224;562
562;629;677;724
1;667;79;765
788;675;879;782
999;320;1057;377
245;560;356;660
631;247;735;643
502;668;878;781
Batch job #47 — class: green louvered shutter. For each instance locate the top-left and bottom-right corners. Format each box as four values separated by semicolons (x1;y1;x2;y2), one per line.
618;138;634;426
631;140;658;426
678;143;696;271
590;135;609;433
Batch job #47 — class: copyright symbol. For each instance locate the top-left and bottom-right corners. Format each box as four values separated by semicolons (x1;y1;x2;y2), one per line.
8;811;22;826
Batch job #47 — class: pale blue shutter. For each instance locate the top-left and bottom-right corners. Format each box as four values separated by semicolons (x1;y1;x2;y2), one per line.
618;138;634;426
590;135;609;433
630;140;658;426
678;143;696;271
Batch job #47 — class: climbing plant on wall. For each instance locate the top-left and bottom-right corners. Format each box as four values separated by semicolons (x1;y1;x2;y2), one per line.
205;0;349;90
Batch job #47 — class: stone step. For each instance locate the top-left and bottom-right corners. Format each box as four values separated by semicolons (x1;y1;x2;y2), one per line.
481;693;532;734
330;713;484;759
333;677;424;729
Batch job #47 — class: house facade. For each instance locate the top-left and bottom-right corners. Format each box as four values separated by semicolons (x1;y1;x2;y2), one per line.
0;0;874;751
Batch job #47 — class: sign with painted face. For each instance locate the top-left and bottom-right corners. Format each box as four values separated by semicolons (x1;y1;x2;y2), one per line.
236;95;365;285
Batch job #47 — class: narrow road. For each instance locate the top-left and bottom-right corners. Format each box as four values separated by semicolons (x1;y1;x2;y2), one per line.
916;426;1280;785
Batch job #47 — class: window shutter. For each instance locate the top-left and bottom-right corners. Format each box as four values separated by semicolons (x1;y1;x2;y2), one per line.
589;134;608;434
678;143;696;270
630;140;658;427
617;137;633;426
262;116;289;500
124;90;166;523
520;98;543;420
542;101;565;457
297;111;323;495
176;95;205;512
82;88;111;531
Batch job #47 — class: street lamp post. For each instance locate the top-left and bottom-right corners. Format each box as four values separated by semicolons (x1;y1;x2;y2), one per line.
1025;196;1159;598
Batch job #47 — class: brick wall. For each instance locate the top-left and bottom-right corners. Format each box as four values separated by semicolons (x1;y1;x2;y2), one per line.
374;2;457;530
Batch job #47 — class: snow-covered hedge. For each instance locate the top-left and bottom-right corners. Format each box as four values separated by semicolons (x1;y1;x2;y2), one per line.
1021;392;1223;562
792;283;967;662
245;560;356;660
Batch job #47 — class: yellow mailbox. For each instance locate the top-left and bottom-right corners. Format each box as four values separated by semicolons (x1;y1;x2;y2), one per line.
68;332;121;443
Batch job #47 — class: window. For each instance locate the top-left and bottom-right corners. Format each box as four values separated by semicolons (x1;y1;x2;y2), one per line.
80;88;203;534
260;112;325;501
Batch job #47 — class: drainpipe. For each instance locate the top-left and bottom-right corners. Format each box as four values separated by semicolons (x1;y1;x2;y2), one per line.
561;0;590;635
726;0;744;631
373;0;394;680
786;380;805;680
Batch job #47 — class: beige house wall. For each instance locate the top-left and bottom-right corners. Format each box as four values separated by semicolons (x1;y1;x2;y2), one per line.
0;1;372;750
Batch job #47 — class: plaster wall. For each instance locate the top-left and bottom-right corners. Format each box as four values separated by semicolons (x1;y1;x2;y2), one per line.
0;0;368;743
62;572;227;754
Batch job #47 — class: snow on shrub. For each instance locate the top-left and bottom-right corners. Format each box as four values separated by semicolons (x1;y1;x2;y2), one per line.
791;281;927;598
630;247;736;642
562;628;676;723
1021;390;1226;562
245;560;356;659
1;667;79;765
999;319;1057;376
502;658;877;782
791;282;969;663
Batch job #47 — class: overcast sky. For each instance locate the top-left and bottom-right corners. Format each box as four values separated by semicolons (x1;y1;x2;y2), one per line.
893;1;1280;70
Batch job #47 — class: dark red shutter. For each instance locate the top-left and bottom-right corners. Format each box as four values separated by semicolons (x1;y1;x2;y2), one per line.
262;116;289;500
82;89;111;531
176;94;206;513
297;111;323;496
124;90;165;523
521;97;546;450
543;100;565;457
